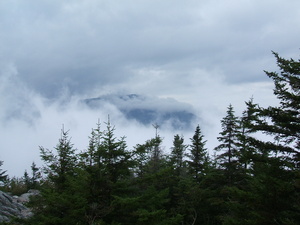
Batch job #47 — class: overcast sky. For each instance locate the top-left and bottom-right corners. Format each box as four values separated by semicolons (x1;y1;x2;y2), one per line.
1;0;300;176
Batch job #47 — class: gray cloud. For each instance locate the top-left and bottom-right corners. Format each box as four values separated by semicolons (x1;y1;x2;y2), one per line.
0;0;298;176
1;0;299;97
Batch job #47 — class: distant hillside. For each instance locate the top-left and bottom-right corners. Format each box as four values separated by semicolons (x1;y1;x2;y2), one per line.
83;94;197;129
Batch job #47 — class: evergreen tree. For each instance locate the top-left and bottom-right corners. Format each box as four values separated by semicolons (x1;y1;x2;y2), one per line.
78;122;109;224
79;119;133;224
170;134;187;176
28;128;86;225
23;162;41;190
187;125;209;182
23;170;31;190
212;105;244;224
0;160;7;184
132;126;165;177
115;130;183;225
132;143;151;179
30;162;41;189
185;126;220;225
245;52;300;224
214;104;240;185
237;98;261;171
40;128;77;189
219;100;263;225
100;119;132;183
262;51;300;165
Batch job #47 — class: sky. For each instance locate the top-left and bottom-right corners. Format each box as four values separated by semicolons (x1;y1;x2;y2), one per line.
1;0;300;177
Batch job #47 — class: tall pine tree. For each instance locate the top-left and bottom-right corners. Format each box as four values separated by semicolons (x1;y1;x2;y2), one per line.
0;160;7;184
247;52;300;224
170;134;187;176
214;104;240;185
187;125;209;182
28;128;86;225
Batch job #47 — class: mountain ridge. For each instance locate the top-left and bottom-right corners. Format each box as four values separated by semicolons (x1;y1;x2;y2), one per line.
83;94;197;130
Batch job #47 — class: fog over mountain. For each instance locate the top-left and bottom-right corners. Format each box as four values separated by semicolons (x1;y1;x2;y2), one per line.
84;94;197;129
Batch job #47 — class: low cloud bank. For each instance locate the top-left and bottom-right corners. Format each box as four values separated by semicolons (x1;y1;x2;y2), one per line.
0;66;197;177
0;63;278;177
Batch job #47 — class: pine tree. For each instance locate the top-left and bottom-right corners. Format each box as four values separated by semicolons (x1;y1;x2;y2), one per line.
218;100;265;225
23;162;41;190
212;105;245;224
132;127;164;177
245;52;300;224
170;134;187;176
0;160;7;184
100;119;132;183
187;125;209;182
79;119;133;224
40;128;77;189
214;104;240;185
23;170;31;190
28;128;86;225
262;51;300;165
30;162;41;189
78;122;109;224
115;129;183;225
236;98;262;172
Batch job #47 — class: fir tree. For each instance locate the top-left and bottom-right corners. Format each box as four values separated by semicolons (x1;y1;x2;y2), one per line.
28;128;86;225
30;162;41;189
237;98;262;172
170;134;187;176
0;160;7;184
187;125;209;182
79;119;133;224
214;104;240;185
246;52;300;224
40;128;77;189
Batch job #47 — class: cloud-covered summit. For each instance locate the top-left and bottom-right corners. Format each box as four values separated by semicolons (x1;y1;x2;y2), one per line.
84;94;197;129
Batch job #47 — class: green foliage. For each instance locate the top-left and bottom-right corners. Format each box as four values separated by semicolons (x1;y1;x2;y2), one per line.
170;134;186;172
186;125;209;181
0;161;7;185
2;176;28;196
214;104;241;186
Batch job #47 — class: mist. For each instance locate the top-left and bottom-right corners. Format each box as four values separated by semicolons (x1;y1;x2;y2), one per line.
0;62;279;177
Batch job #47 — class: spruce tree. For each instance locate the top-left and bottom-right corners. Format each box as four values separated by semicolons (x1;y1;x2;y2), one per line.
187;125;209;182
28;128;86;225
214;104;240;185
237;98;260;171
246;52;300;224
101;119;132;183
79;119;133;224
30;162;41;189
0;160;7;184
117;129;184;225
40;128;77;188
262;52;300;165
212;105;243;224
78;122;109;224
170;134;187;176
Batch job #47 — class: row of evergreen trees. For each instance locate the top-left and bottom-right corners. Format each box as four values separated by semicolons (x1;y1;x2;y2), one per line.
1;52;300;224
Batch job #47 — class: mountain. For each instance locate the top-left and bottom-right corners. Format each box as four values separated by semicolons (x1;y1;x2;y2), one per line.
83;94;197;129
